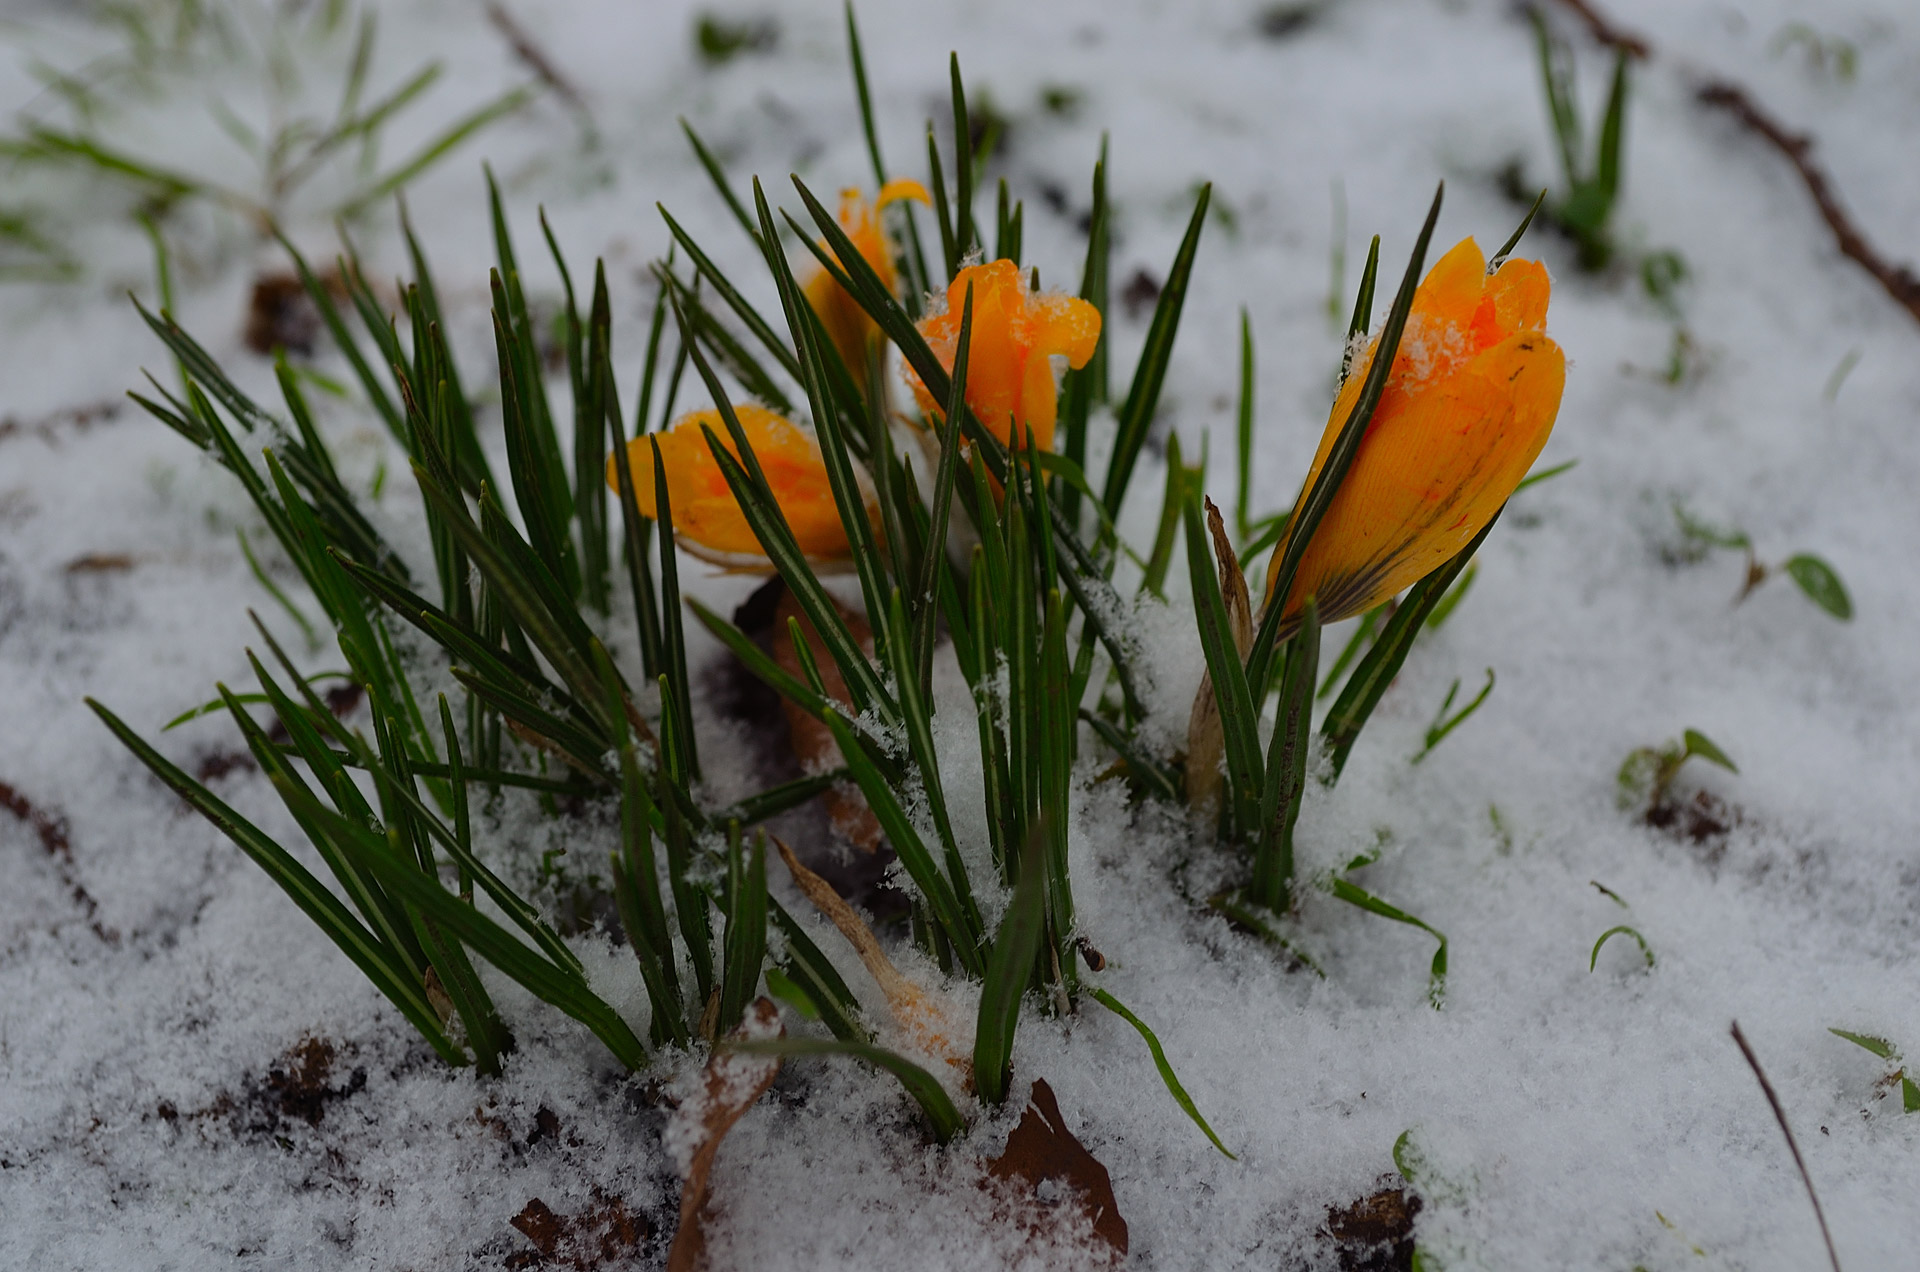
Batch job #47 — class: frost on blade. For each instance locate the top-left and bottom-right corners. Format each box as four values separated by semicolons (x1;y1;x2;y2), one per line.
665;998;783;1272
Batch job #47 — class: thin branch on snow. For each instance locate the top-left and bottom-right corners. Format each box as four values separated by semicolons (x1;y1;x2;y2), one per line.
1551;0;1920;329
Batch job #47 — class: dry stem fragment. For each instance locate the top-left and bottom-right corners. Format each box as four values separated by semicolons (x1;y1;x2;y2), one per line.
666;998;784;1272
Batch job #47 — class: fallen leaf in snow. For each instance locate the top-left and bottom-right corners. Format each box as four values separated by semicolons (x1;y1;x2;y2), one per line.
987;1077;1129;1261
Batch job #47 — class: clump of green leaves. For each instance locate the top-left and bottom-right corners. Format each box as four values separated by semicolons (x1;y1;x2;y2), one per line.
1528;7;1628;270
1771;23;1858;84
1671;503;1853;621
93;177;869;1087
661;34;1226;1151
0;0;535;277
1617;728;1737;813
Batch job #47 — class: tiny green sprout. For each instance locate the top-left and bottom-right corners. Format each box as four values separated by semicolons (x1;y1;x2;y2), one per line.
1617;728;1737;811
1589;879;1629;908
1411;668;1494;764
1770;23;1859;83
695;13;778;64
1038;85;1082;117
1489;804;1513;854
1822;349;1862;403
1590;924;1655;972
1828;1029;1920;1113
1671;504;1852;621
1660;328;1702;385
1640;249;1688;315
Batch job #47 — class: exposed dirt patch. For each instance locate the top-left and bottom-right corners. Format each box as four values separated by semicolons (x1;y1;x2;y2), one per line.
1321;1179;1422;1271
1646;788;1738;864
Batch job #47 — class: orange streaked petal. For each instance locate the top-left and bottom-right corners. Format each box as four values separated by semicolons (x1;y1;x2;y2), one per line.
1273;331;1564;622
1264;236;1565;627
909;258;1102;453
605;405;860;560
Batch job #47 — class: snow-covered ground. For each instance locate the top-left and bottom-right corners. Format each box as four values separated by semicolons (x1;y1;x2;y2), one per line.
2;0;1917;1267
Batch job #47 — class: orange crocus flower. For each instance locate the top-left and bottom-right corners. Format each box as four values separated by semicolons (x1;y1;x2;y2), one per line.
607;404;868;565
1264;237;1565;625
803;179;930;375
909;259;1101;452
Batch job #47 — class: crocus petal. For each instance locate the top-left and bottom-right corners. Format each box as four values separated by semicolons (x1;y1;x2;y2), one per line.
911;258;1101;452
607;404;858;560
803;182;930;375
1265;239;1565;625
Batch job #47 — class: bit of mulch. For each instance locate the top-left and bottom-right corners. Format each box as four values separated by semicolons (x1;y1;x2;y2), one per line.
1321;1179;1423;1272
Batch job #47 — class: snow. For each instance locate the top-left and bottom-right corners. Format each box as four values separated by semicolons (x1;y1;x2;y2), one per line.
3;0;1919;1267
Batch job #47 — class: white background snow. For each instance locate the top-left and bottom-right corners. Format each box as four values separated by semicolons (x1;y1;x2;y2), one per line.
1;0;1917;1267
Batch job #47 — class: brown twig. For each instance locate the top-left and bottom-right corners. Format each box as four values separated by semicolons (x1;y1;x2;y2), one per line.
486;3;591;124
0;780;118;943
1694;81;1920;325
1550;0;1920;329
1548;0;1651;59
1729;1021;1844;1272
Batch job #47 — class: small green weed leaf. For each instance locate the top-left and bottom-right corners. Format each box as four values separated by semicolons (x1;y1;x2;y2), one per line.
1783;554;1852;621
1330;877;1448;1008
1514;458;1578;493
1673;503;1750;552
728;1036;964;1142
1088;987;1235;1159
1681;729;1737;774
1828;1028;1896;1061
1589;925;1655;972
1412;668;1494;764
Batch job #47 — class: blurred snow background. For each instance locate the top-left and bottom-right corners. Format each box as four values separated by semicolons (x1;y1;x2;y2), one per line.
1;0;1917;1267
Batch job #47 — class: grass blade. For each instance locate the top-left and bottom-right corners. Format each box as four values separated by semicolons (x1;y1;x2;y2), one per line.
1088;987;1235;1159
727;1036;962;1141
1103;184;1210;518
973;824;1048;1106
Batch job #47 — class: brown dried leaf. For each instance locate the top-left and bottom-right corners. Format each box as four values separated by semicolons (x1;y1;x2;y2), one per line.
771;589;881;851
508;1191;650;1270
774;836;972;1084
987;1077;1129;1261
666;998;784;1272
